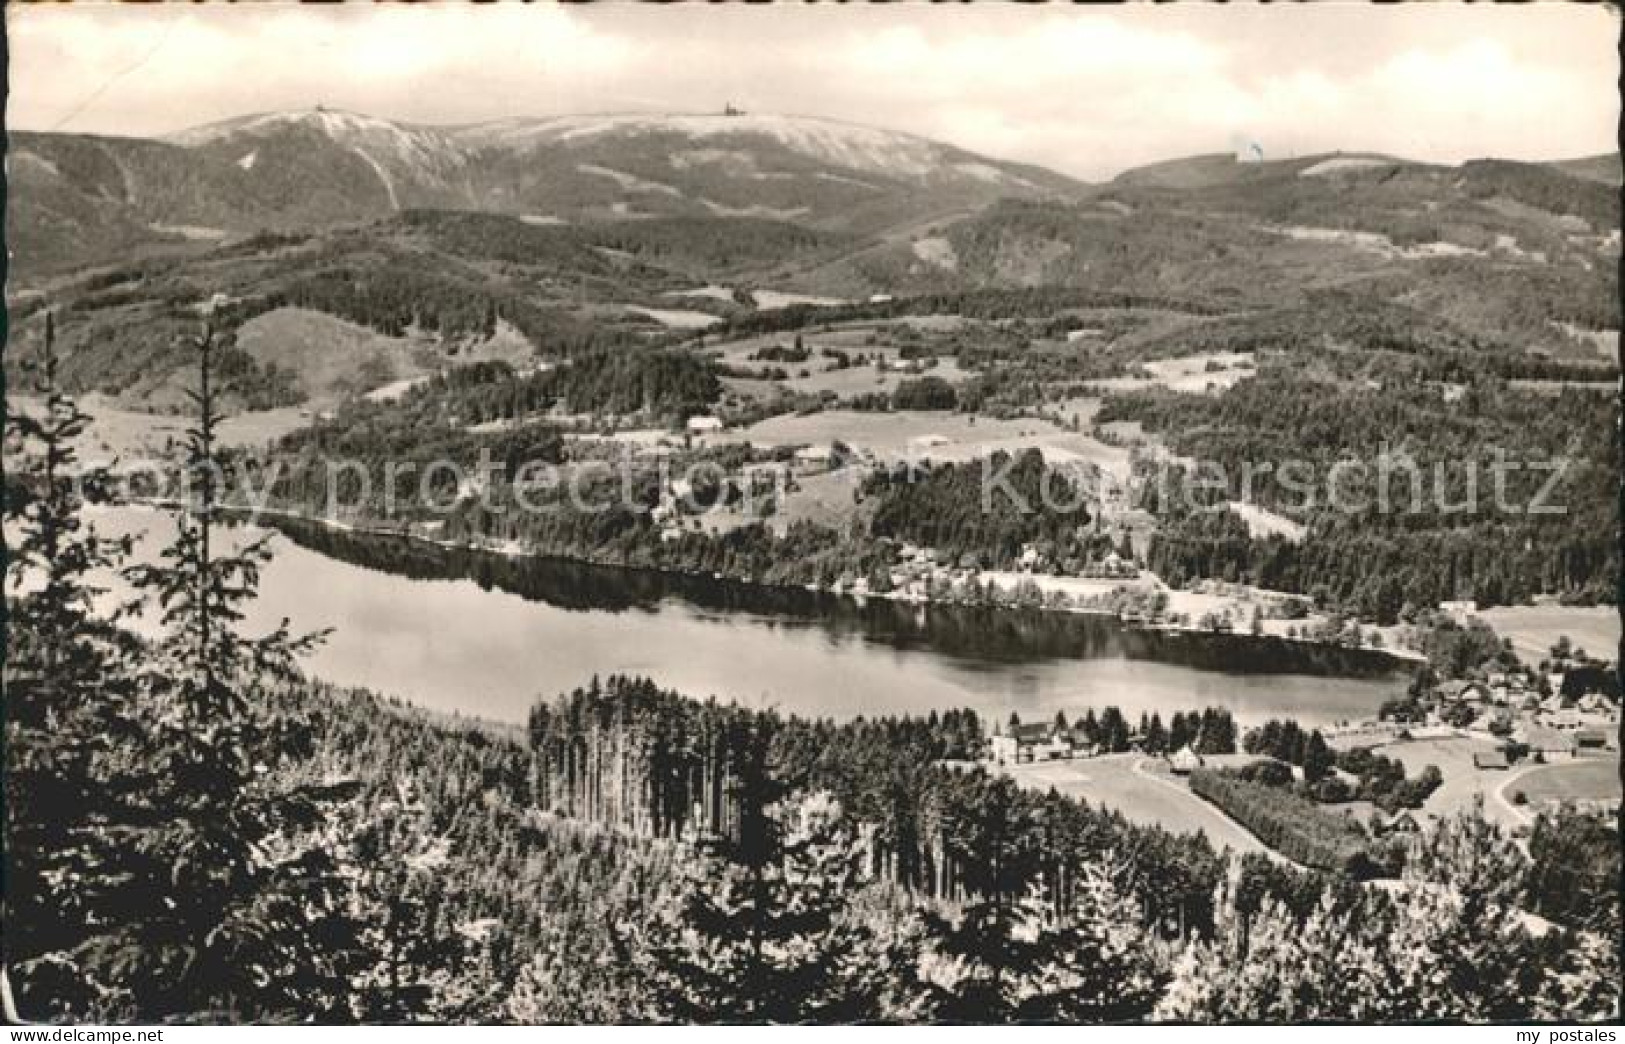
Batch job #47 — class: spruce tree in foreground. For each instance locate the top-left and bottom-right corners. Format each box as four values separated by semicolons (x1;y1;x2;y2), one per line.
1155;807;1620;1022
104;312;361;1019
4;309;375;1020
3;312;138;1018
627;792;878;1022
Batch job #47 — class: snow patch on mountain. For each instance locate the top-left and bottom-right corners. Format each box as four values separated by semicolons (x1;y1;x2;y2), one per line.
578;164;683;198
12;151;63;180
701;200;809;220
168;109;469;184
351;148;401;209
912;236;959;271
1268;224;1485;261
1299;156;1396;177
454;112;1027;187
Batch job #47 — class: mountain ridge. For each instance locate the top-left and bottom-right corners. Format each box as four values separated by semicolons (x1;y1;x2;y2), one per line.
6;107;1084;274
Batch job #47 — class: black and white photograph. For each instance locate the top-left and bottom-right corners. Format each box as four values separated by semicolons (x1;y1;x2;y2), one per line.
1;1;1620;1028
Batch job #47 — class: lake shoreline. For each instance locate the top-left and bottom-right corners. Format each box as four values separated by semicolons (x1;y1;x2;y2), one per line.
98;502;1408;725
160;498;1421;677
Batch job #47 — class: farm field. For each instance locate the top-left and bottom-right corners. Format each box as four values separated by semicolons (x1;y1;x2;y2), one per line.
977;569;1160;603
1473;604;1620;664
1226;501;1306;542
13;394;310;462
624;305;722;329
233;307;443;404
783;359;978;397
707;322;975;370
999;755;1270;856
1083;352;1257;395
1506;758;1622;809
1150;580;1407;657
712;409;1134;477
753;290;848;310
766;467;867;535
10;393;185;466
1371;735;1521;825
215;406;314;450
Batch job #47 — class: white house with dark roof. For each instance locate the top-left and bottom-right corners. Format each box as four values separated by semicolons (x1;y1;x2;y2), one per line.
990;723;1055;765
1169;745;1205;775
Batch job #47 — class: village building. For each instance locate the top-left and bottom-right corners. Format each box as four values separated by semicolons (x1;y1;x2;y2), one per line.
1472;750;1510;770
1041;731;1074;761
793;443;835;472
1435;680;1490;705
1543;708;1586;731
685;415;725;434
1575;728;1612;754
1378;810;1422;835
1067;726;1101;758
990;723;1055;765
1577;693;1617;717
1081;550;1136;579
741;460;790;485
1169;745;1205;775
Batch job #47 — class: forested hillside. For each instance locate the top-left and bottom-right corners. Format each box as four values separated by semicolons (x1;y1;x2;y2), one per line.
5;317;1618;1021
1103;363;1619;612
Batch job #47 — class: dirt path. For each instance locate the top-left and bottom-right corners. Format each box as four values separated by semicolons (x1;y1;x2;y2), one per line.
1128;757;1300;864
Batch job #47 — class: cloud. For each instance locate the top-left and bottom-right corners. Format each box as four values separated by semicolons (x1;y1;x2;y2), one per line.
6;4;638;133
5;4;1614;179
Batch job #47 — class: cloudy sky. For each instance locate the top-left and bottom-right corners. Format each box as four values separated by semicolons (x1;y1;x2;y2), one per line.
7;3;1617;180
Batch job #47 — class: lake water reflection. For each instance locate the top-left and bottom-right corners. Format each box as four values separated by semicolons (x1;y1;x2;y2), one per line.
95;507;1406;728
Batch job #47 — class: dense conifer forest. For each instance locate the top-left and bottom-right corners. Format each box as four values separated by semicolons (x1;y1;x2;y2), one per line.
4;318;1616;1018
6;110;1623;1020
1107;366;1619;612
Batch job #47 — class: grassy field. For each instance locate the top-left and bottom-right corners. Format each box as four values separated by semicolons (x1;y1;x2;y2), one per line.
1508;759;1622;806
624;305;722;329
753;290;848;310
1226;501;1306;542
712;409;1134;478
1373;735;1523;825
215;406;313;450
999;755;1270;856
768;467;866;535
784;359;979;398
707;322;980;397
12;393;310;462
1084;352;1257;395
233;307;441;405
1473;605;1619;665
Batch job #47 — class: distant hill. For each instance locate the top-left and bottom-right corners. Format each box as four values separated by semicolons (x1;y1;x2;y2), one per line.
7;109;1617;411
6;108;1084;274
1111;152;1268;190
1546;152;1623;186
1112;151;1413;189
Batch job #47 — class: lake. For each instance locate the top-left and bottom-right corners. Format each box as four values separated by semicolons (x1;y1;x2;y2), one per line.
90;506;1407;728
